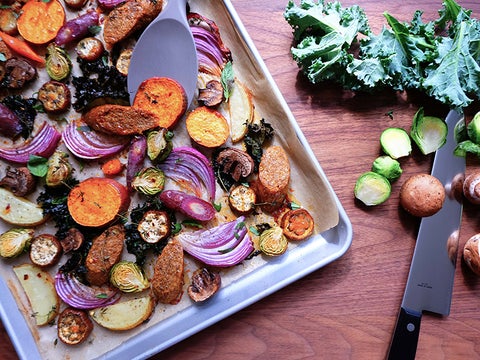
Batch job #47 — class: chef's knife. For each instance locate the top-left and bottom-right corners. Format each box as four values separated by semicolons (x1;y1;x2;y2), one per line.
387;110;465;360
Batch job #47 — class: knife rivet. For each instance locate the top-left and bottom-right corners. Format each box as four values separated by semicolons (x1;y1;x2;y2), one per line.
407;323;415;332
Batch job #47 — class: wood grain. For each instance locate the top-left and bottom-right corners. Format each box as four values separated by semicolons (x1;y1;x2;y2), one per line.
2;0;480;359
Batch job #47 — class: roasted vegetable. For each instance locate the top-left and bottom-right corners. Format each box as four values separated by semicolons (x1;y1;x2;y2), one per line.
57;308;93;345
0;228;34;258
45;44;72;81
115;48;132;76
371;156;402;182
29;233;63;268
101;158;124;177
38;80;71;113
137;210;171;244
354;171;391;206
159;190;216;222
46;150;72;187
109;260;150;293
186;106;229;148
280;208;315;241
0;102;23;139
75;37;104;62
0;187;46;226
244;119;275;171
127;135;147;190
13;263;60;326
0;30;44;64
146;128;173;162
1;95;36;139
0;166;36;196
380;128;412;159
59;228;84;253
410;108;447;155
17;0;65;45
132;167;165;195
259;226;288;256
133;77;188;129
228;184;256;214
228;79;254;142
55;10;99;46
0;8;18;35
188;267;221;302
214;147;255;191
89;296;154;331
198;79;224;107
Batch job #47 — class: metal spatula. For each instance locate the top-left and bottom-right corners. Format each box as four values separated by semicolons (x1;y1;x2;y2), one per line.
127;0;198;106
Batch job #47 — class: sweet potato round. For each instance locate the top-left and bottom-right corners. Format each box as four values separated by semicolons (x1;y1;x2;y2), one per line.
186;106;229;148
399;174;445;217
67;177;130;227
133;77;187;129
17;0;65;45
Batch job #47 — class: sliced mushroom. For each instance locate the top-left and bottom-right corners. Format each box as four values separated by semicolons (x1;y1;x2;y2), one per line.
215;147;255;182
60;228;84;253
4;57;36;89
0;166;36;196
187;267;221;302
198;79;224;107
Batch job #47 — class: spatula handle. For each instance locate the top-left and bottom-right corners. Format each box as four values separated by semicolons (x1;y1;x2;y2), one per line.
387;307;421;360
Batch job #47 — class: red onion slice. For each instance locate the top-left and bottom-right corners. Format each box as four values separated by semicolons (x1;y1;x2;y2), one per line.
0;122;61;164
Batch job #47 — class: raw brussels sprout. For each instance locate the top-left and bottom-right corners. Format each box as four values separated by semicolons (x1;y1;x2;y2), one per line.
131;167;165;195
0;228;34;258
468;111;480;145
380;127;412;159
259;226;288;256
46;44;72;81
354;171;391;206
46;150;72;187
147;128;173;162
110;261;150;293
410;108;447;155
371;156;402;182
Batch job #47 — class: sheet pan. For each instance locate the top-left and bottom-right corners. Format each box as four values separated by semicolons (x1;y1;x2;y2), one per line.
0;0;353;358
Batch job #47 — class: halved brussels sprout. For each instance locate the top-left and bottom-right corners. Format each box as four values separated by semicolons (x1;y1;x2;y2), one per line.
0;228;34;258
147;128;173;162
110;261;150;293
46;150;72;187
380;127;412;159
259;226;288;256
46;44;72;81
410;108;447;155
131;167;165;195
354;171;391;206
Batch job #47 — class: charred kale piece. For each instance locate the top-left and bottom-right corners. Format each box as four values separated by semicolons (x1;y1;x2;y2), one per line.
1;95;37;139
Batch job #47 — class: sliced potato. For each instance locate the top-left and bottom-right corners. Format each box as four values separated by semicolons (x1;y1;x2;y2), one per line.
228;79;254;142
13;263;59;326
89;296;154;331
0;188;46;226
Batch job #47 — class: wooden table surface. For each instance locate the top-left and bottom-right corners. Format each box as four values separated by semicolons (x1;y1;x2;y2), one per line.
2;0;480;359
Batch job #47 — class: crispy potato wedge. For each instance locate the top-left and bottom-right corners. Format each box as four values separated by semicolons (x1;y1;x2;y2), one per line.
89;296;154;331
228;79;254;142
13;263;60;326
0;188;46;226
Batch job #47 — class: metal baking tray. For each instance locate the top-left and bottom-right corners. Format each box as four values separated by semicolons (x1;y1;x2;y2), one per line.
0;0;353;359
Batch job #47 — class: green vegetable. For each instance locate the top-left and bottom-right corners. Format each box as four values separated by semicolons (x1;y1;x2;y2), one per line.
46;150;72;187
371;156;402;182
27;155;48;177
131;167;165;195
380;128;412;159
259;226;288;256
0;228;34;258
221;61;234;101
284;0;480;109
454;111;480;157
46;44;72;81
146;128;173;162
410;108;447;155
354;172;391;206
109;261;150;293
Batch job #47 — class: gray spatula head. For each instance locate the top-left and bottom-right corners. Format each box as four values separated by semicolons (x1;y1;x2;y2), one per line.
127;0;198;106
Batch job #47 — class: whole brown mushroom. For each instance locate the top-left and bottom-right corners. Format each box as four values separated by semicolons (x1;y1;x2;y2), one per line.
399;174;445;217
463;234;480;276
463;171;480;205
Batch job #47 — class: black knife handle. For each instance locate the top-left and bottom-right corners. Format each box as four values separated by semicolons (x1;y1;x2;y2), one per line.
387;307;422;360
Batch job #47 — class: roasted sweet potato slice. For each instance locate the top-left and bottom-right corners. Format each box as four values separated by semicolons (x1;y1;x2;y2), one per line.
186;106;229;148
133;77;188;129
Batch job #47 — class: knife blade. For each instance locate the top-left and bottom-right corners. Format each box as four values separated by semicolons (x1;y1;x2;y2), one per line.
387;109;465;360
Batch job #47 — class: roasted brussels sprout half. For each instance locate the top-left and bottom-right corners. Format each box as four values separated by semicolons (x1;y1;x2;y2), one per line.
110;261;150;293
371;156;402;182
0;228;34;258
46;150;72;187
46;44;72;81
259;226;288;256
131;167;165;195
146;128;173;162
